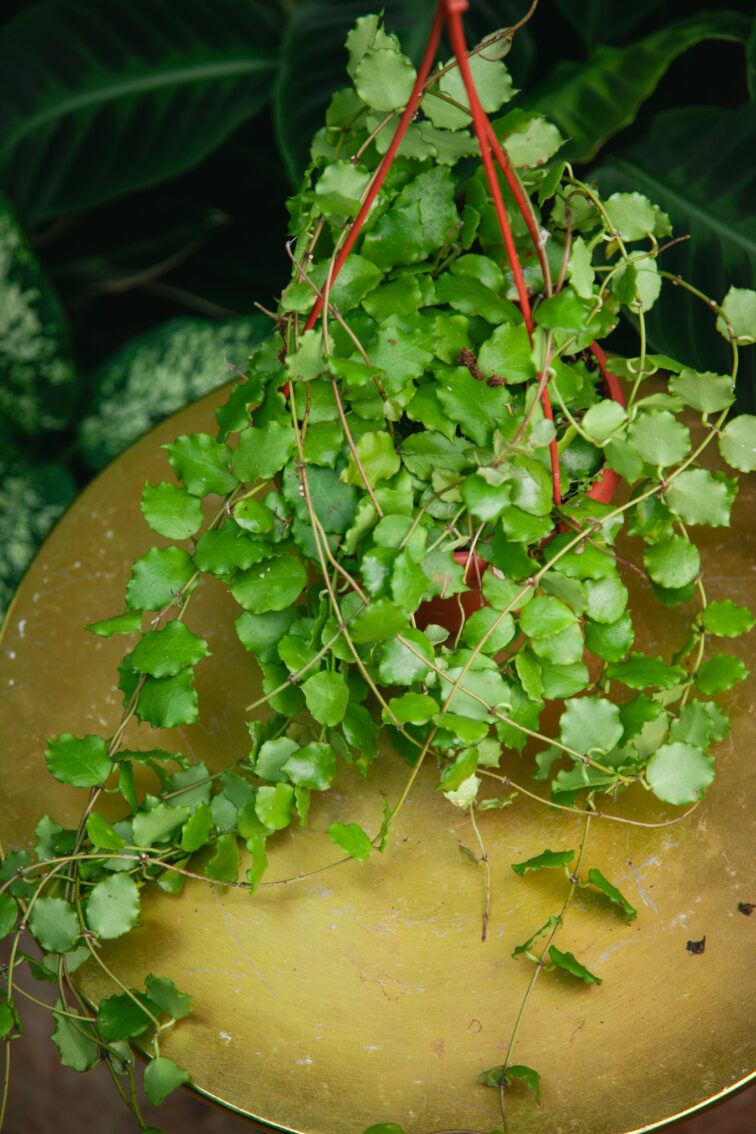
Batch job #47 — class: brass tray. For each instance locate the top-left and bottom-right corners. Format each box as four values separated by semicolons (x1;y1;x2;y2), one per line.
1;389;754;1134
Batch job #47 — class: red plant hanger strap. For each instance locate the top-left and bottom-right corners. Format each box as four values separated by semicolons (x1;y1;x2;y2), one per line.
443;0;562;506
303;0;571;504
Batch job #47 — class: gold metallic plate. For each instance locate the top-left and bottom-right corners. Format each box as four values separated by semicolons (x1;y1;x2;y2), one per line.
1;390;754;1134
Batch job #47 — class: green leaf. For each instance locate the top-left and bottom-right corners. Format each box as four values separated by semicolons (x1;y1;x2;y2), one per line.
180;804;213;853
444;667;511;722
144;975;192;1020
461;608;516;654
665;468;732;526
51;1000;99;1071
436;367;512;447
434;272;518;324
646;742;714;804
386;692;437;725
477;322;535;385
255;784;295;831
0;1000;15;1039
695;653;748;694
559;696;623;755
126;546;196;612
301;671;349;727
282;742;338;791
84;611;142;638
342;430;400;487
313;162;371;219
193;526;273;577
644;535;700;588
133;803;190;847
45;733;112;788
527;12;750;162
718;415;756;472
668;369;734;413
0;893;18;941
701;600;754;638
238;608;298;658
233;421;297;482
520;595;577;638
378;629;434;683
548;944;602;984
230;553;307;613
533;288;590;332
605;653;686;691
582;400;627;443
130;620;210;678
205;832;240;884
285;464;357;534
355;47;416;112
86;812;125;851
477;1063;542;1101
511;849;575;876
86;874;140;940
583;577;629;624
351;598;408;643
669;700;729;748
97;992;158;1042
717;287;756;344
303;420;345;468
363;167;459;270
0;850;34;900
135;671;199;729
255;737;298;784
140;482;204;541
583;868;637;922
604;192;657;241
143;1056;190;1106
164;433;237;497
567;235;594;297
512;914;561;959
497;113;563;170
628;411;690;467
327;821;372;861
28;897;80;954
424;51;514;128
167;762;212;809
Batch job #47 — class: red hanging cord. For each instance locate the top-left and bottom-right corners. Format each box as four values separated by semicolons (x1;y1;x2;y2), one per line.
443;0;561;505
300;0;563;504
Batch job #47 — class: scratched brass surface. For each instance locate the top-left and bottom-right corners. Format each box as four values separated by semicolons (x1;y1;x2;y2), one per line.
1;389;754;1134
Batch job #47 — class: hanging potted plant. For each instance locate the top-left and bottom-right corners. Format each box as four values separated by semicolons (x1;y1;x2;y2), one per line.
1;3;755;1131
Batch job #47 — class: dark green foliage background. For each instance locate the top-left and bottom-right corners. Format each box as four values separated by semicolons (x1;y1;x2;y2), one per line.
0;0;754;621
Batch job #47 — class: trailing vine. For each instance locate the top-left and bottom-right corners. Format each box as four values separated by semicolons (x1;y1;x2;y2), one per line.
2;5;756;1132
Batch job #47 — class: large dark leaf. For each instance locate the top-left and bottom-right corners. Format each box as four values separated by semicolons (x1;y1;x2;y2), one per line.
594;105;756;408
525;11;750;161
78;313;270;469
0;434;76;622
0;0;279;225
0;193;77;435
554;0;664;49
